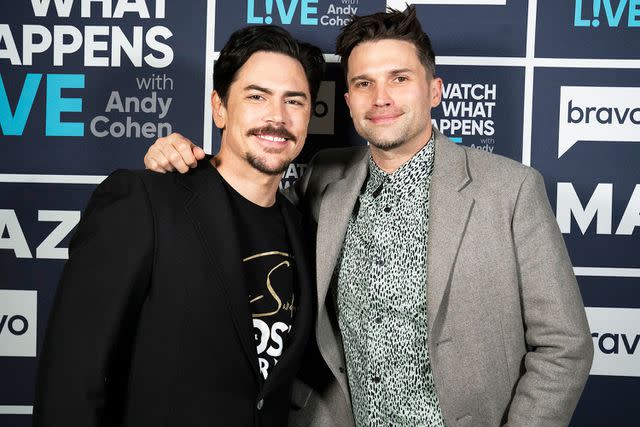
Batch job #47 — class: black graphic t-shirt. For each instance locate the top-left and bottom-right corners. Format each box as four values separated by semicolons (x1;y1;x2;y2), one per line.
220;176;297;381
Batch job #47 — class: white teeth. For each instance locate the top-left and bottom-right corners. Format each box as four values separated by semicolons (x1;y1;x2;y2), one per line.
258;134;286;142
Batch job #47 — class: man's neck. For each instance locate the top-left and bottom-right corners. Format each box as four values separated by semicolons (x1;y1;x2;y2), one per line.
211;155;280;208
370;126;434;174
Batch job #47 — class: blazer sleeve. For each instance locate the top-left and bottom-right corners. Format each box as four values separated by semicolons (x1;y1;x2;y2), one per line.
33;170;154;427
506;168;593;427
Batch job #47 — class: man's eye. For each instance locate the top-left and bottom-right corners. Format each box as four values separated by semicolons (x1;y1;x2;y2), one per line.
355;81;370;88
286;99;304;106
395;76;408;83
248;94;264;101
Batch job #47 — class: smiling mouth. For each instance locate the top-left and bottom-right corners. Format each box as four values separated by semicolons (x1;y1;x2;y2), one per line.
248;125;296;145
255;134;289;143
366;113;403;124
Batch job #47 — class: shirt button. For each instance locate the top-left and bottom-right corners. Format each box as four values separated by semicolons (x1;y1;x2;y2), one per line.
384;206;391;213
375;259;384;266
257;399;264;410
373;376;381;383
375;316;383;324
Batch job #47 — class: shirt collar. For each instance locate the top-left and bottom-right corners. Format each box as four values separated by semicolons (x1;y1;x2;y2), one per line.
365;133;436;198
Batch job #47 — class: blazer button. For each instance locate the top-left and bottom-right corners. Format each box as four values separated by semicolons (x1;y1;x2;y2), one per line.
257;399;264;410
339;366;345;373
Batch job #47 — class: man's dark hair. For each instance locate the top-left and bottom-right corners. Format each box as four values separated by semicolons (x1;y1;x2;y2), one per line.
335;6;436;79
214;25;325;105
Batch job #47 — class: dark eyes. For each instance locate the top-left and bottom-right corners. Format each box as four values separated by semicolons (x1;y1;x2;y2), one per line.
247;95;304;106
354;76;408;88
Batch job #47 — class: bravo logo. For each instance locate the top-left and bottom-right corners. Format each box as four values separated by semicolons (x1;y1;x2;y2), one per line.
558;86;640;158
0;290;37;358
586;307;640;377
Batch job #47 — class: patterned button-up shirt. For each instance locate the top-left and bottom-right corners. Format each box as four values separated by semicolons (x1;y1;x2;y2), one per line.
335;135;445;427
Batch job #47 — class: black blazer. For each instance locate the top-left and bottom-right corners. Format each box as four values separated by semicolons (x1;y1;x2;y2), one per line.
33;160;313;427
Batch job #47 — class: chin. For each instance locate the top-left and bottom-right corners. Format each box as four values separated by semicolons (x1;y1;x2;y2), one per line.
246;154;290;176
368;137;406;151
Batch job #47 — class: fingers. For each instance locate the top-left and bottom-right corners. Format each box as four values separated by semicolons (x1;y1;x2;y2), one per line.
144;143;175;173
161;133;192;173
193;145;206;160
144;133;201;174
175;137;199;169
144;150;172;173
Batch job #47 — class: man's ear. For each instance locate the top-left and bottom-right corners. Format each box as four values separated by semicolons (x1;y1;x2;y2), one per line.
344;92;352;117
430;77;443;108
212;91;226;129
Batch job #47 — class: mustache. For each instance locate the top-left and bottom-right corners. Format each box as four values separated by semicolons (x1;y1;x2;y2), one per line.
247;125;296;142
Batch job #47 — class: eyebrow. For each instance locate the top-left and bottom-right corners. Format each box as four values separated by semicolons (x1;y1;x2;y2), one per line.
349;68;415;84
389;68;413;75
244;84;308;99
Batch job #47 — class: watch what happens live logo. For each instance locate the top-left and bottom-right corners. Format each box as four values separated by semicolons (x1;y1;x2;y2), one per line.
247;0;359;27
433;82;497;151
574;0;640;27
0;0;176;140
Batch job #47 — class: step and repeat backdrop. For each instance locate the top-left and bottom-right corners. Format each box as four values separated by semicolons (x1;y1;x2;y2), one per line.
1;0;638;425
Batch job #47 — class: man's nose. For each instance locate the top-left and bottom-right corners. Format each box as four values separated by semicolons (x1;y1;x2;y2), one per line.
265;100;287;125
373;84;392;107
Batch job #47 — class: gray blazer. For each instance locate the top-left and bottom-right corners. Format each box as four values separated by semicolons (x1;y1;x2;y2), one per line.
288;129;593;427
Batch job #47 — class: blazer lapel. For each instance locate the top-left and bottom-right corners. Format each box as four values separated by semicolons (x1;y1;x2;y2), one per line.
315;149;369;316
426;131;474;338
181;165;261;381
314;149;368;405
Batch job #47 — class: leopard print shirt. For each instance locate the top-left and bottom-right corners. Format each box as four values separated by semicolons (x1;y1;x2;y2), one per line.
335;135;445;427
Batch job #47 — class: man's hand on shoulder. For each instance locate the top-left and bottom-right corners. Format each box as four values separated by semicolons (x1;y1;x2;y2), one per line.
144;133;206;173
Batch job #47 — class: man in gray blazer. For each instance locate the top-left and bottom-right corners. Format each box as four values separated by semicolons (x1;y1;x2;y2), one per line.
144;7;593;427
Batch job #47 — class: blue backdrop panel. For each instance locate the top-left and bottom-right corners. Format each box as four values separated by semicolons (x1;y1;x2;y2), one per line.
531;67;640;269
579;276;640;309
413;0;529;57
432;65;525;162
0;183;97;406
573;375;639;425
0;0;208;174
536;0;640;59
1;0;639;424
215;0;386;53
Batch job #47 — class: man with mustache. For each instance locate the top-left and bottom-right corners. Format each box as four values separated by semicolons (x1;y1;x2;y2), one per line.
144;7;593;427
34;25;324;427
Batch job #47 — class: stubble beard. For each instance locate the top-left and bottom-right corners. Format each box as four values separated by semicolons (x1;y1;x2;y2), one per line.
359;113;427;152
359;122;410;152
244;125;297;175
245;151;292;176
367;136;407;151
